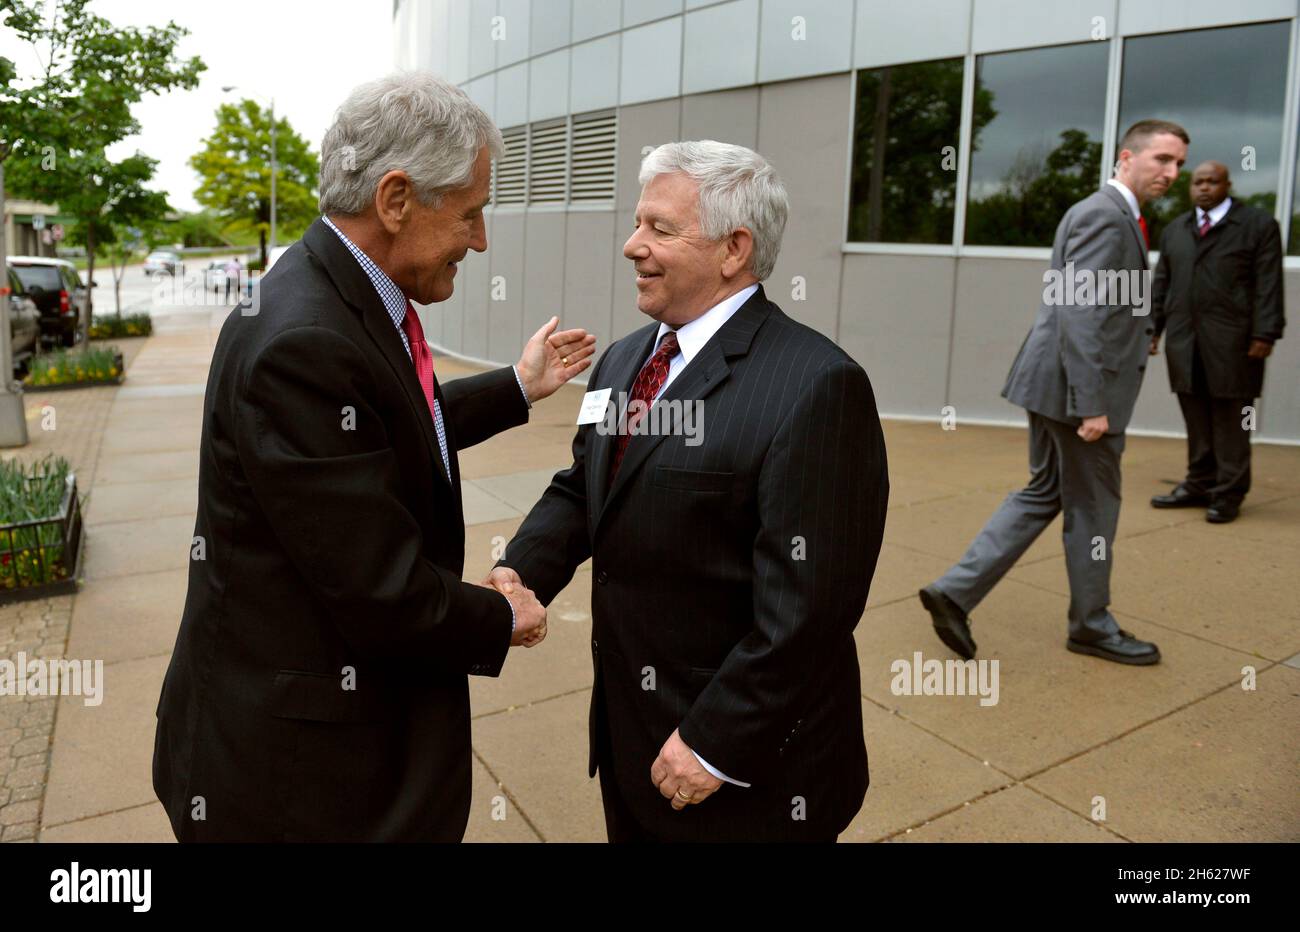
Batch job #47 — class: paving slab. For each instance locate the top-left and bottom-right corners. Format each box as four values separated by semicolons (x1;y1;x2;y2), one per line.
854;579;1259;780
471;689;606;842
65;569;187;667
40;802;173;843
82;515;195;581
1028;664;1300;842
894;783;1121;842
1010;521;1300;662
84;477;197;527
464;754;543;843
841;699;1009;842
40;654;168;828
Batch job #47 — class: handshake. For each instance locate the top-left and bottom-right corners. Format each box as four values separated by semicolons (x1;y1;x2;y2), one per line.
480;567;547;648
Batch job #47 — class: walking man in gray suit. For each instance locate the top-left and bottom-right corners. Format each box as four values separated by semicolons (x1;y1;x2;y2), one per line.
919;119;1188;666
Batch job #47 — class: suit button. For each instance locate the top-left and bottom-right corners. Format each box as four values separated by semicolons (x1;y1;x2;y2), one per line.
1145;327;1154;335
596;571;609;585
1138;365;1145;372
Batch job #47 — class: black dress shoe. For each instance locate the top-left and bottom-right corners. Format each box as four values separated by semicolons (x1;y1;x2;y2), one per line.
1066;629;1160;665
919;585;976;659
1206;501;1240;523
1150;484;1210;508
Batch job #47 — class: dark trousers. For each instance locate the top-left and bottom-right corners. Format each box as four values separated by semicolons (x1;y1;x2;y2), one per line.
1178;347;1252;505
598;758;661;843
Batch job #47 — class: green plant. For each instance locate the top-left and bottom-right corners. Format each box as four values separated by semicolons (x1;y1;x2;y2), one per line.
0;456;74;589
89;313;152;339
23;345;123;387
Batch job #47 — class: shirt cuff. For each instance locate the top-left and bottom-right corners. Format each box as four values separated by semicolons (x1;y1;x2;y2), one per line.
500;590;515;638
512;366;532;409
693;750;751;788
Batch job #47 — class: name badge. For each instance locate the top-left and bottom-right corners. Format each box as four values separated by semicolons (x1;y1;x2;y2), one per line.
576;388;612;425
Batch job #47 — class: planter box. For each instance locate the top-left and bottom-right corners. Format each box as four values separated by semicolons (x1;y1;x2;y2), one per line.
0;473;84;604
22;350;126;392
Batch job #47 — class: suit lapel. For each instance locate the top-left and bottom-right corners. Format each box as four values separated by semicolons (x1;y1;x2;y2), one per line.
588;326;658;520
594;287;772;530
303;218;452;492
1194;201;1236;264
1100;185;1148;269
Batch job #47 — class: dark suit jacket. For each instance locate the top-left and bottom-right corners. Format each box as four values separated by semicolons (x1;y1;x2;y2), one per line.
1002;184;1153;434
498;285;889;841
153;218;529;842
1152;200;1285;398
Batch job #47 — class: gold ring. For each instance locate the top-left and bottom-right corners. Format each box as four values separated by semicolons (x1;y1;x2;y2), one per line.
675;789;693;802
562;356;569;366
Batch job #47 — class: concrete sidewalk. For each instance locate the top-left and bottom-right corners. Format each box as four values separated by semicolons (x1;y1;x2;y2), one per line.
6;303;1298;842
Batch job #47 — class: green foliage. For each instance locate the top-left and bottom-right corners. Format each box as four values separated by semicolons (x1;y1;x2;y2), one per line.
158;210;230;249
89;313;151;338
189;100;319;263
0;0;205;317
23;344;123;387
0;455;75;590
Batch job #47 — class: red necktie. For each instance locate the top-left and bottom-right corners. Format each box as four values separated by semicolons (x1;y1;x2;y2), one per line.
608;331;679;484
1138;215;1150;248
1198;212;1213;237
400;301;438;429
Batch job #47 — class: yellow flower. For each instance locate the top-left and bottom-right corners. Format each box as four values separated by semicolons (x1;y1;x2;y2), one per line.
47;366;56;376
109;367;118;376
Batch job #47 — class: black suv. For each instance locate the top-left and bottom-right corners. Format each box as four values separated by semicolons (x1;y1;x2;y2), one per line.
7;256;90;347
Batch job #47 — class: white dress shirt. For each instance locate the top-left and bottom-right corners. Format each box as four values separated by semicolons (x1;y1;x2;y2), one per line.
1106;177;1140;219
1196;196;1232;230
648;283;758;400
642;282;759;789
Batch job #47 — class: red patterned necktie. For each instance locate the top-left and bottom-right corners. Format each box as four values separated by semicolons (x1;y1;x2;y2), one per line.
608;331;679;484
400;301;438;429
1138;215;1150;248
1198;212;1213;237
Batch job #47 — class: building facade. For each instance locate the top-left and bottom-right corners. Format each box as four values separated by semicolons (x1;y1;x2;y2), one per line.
394;0;1300;443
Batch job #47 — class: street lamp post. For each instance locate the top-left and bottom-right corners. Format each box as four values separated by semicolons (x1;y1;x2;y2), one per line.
222;86;277;256
0;160;31;447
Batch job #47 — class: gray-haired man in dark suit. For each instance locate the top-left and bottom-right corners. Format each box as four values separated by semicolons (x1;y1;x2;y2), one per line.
920;120;1188;666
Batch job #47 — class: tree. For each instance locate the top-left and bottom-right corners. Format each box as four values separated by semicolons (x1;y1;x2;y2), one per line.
190;100;319;266
0;0;205;314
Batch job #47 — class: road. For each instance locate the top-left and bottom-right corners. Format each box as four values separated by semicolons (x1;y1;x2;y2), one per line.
88;254;251;317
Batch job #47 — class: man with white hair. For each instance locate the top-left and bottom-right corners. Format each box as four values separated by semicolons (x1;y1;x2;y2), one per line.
488;141;889;842
153;72;595;841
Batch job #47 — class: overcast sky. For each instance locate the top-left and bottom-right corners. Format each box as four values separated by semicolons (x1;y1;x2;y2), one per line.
1;0;394;212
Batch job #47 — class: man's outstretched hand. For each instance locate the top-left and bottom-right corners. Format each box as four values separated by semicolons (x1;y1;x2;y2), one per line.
481;567;545;647
516;317;597;402
482;567;545;647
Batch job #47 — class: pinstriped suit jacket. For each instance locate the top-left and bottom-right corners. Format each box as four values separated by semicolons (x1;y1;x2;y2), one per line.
500;285;889;841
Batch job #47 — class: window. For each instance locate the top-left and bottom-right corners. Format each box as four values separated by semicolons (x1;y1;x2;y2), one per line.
847;57;965;244
1118;21;1289;246
965;42;1108;247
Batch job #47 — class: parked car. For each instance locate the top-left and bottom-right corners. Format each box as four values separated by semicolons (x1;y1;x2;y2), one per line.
205;261;228;292
5;266;42;374
144;250;181;276
7;256;89;348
